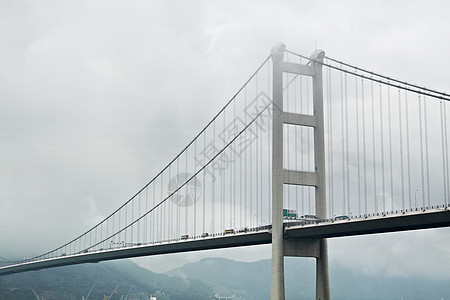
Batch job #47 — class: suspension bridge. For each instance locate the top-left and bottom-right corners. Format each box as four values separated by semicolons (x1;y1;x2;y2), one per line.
1;43;450;300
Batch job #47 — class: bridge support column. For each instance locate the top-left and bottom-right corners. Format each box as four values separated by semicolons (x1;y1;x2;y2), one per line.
270;43;286;300
311;48;330;300
316;239;330;300
270;44;330;300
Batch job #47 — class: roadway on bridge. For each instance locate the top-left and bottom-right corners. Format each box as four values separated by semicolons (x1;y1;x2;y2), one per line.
1;208;449;276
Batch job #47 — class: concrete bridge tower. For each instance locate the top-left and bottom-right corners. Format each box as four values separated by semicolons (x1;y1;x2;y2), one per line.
270;43;330;300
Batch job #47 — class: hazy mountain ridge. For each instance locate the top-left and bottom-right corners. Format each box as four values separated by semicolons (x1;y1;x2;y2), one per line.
1;257;449;299
167;257;450;300
167;257;271;299
0;260;211;300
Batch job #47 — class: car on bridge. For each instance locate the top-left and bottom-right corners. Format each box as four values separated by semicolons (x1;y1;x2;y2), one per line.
334;215;349;221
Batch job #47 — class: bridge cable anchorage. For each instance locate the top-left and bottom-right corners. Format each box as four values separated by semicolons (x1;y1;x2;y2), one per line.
286;50;450;102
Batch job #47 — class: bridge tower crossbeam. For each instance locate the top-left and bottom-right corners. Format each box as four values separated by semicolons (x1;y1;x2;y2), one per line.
270;43;330;300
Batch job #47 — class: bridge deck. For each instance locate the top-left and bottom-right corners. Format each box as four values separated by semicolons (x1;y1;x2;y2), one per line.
284;207;450;239
1;208;449;276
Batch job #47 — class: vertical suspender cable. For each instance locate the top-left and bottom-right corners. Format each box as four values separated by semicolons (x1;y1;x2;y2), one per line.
418;95;426;208
440;101;447;205
125;196;127;243
424;96;431;207
233;89;236;229
106;215;109;247
212;122;216;233
362;79;368;215
176;159;180;237
138;193;141;242
194;139;197;236
256;72;260;226
115;206;117;243
388;86;394;212
329;67;335;218
255;96;259;226
444;102;450;207
295;69;299;215
203;132;206;234
239;105;243;229
327;66;333;218
244;86;247;228
268;61;272;224
379;84;386;212
285;71;289;212
398;90;405;211
405;91;412;210
307;77;311;214
166;168;169;240
222;110;225;230
145;187;148;243
185;149;188;235
249;97;253;227
355;73;361;216
161;171;164;240
371;80;377;213
260;107;263;223
301;71;305;216
153;181;156;242
131;188;134;244
345;74;350;217
340;68;346;215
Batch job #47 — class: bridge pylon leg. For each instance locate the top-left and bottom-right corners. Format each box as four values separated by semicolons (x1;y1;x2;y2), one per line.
270;43;286;300
316;239;330;300
270;43;330;300
312;46;331;300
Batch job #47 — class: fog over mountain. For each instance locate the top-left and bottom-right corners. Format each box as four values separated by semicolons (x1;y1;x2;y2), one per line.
1;258;449;299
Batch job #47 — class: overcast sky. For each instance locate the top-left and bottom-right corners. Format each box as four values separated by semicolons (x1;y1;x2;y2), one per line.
1;0;449;281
